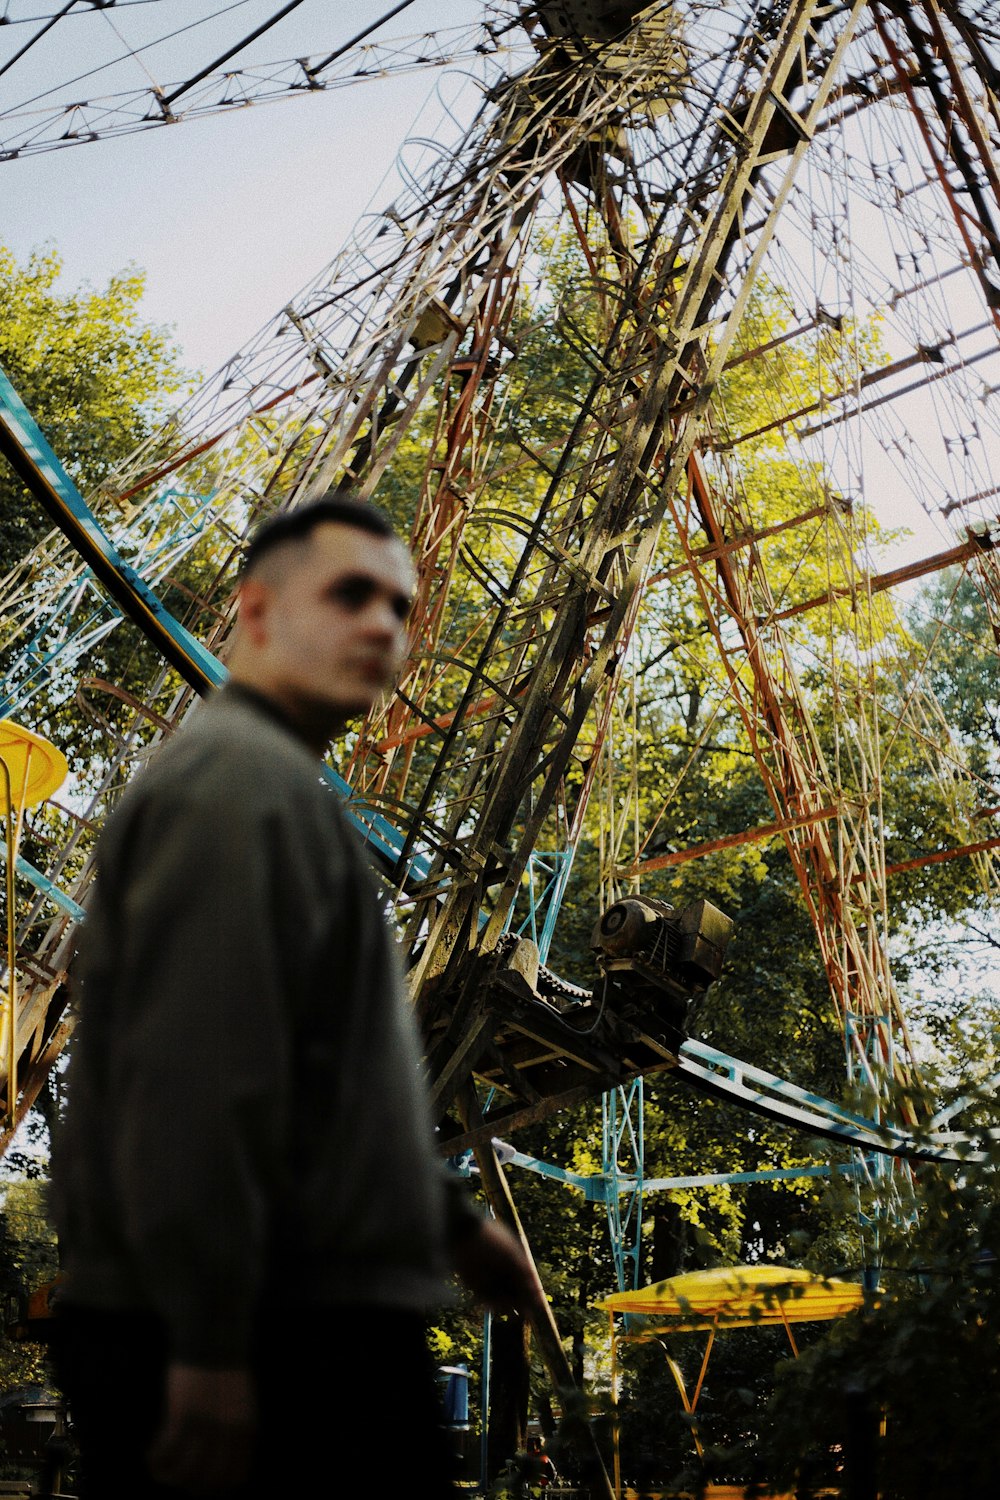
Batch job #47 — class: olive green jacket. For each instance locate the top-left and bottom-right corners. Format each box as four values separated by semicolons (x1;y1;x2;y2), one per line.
52;684;449;1366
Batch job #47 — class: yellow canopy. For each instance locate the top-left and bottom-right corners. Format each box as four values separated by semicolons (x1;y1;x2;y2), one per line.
0;722;68;810
597;1264;865;1331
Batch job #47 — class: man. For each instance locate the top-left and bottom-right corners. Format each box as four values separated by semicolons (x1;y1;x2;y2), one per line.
51;494;542;1498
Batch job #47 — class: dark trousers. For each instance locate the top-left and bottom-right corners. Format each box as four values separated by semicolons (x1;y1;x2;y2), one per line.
51;1303;459;1498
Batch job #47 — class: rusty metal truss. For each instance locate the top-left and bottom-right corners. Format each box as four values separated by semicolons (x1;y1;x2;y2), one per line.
1;0;999;1265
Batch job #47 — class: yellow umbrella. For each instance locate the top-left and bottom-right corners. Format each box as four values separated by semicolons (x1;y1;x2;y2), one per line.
1;721;68;1130
597;1263;866;1330
0;721;68;810
598;1265;866;1492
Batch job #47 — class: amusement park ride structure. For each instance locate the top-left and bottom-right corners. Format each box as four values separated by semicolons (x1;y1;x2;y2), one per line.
0;0;998;1433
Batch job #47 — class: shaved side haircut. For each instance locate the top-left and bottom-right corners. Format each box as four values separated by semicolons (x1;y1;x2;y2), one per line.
241;493;401;582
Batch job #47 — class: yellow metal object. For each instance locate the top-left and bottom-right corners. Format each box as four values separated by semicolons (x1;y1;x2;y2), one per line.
600;1266;867;1496
598;1263;865;1329
0;722;69;810
1;721;68;1129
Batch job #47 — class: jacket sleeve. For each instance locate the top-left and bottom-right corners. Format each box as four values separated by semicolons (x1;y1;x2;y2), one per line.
442;1167;486;1249
105;782;307;1367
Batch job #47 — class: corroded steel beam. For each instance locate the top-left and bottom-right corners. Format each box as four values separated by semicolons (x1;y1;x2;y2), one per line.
772;529;998;622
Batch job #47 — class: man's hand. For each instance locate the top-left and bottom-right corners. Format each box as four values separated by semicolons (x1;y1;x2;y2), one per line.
147;1363;256;1495
452;1216;547;1318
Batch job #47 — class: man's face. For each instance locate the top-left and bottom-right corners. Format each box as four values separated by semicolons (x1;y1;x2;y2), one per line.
245;521;415;727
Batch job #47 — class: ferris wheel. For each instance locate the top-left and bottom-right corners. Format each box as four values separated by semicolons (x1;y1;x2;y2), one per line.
0;0;998;1413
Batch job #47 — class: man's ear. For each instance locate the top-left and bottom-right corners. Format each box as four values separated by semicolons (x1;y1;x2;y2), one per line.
236;576;272;647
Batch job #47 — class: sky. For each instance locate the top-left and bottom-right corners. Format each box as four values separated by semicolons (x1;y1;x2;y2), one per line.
1;0;483;378
2;3;994;1043
0;0;988;571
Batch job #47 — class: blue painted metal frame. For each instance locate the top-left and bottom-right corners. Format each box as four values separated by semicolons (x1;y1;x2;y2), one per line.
1;482;233;724
3;364;978;1292
0;366;223;696
0;362;431;891
500;1146;863;1197
507;849;575;961
0;844;87;925
603;1079;645;1292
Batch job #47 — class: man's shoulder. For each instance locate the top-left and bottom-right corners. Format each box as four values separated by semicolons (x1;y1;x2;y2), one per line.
114;686;328;821
184;685;318;765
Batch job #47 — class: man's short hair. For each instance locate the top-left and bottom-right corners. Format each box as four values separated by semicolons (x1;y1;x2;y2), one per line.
241;492;400;577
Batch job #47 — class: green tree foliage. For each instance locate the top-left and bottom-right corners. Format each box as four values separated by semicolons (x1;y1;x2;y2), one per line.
0;246;194;997
438;254;998;1487
737;1061;1000;1500
0;250;189;1412
0;243;188;579
887;570;1000;1030
912;568;999;784
0;1179;59;1397
2;224;994;1495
